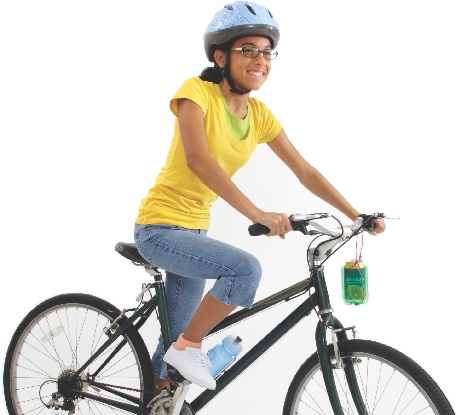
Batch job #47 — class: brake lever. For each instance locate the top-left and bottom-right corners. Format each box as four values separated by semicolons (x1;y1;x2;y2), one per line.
356;213;400;233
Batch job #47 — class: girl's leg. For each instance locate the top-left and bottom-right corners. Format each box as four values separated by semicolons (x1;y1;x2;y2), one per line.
183;292;236;343
134;223;262;388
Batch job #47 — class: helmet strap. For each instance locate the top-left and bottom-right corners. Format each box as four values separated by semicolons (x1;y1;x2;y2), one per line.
222;52;251;95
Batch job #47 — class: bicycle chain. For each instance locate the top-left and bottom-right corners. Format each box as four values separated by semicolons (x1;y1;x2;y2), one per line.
82;379;156;395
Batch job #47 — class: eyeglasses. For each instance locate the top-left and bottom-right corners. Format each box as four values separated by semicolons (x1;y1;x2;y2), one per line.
230;46;278;60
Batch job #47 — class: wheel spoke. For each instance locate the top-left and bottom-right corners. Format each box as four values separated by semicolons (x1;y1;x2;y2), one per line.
98;351;135;379
43;316;65;368
300;396;326;415
372;368;395;412
99;363;139;381
65;307;77;367
22;403;49;414
398;391;422;415
23;340;61;366
18;353;54;378
90;314;103;357
334;370;355;415
365;357;369;410
56;309;77;367
392;379;409;414
15;364;53;379
370;361;383;415
28;330;64;370
76;308;90;360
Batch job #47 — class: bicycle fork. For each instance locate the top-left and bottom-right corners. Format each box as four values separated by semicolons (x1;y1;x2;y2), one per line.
314;267;368;415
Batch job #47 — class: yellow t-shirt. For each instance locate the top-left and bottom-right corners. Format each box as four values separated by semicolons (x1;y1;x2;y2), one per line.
135;77;282;230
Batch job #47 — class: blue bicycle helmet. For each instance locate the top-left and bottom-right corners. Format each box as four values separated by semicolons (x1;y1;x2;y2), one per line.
204;2;280;62
204;2;280;94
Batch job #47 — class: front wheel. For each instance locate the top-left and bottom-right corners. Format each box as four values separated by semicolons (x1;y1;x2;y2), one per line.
283;339;454;415
4;293;155;415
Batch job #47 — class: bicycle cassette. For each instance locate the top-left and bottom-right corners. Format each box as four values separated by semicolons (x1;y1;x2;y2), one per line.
147;389;194;415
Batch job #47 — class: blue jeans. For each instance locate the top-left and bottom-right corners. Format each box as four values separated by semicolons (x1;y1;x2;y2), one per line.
134;223;262;379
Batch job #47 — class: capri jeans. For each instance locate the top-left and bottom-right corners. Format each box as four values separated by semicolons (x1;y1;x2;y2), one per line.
134;223;262;379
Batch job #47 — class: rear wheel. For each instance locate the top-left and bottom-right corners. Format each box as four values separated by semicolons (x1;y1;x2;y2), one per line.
4;293;155;415
283;339;454;415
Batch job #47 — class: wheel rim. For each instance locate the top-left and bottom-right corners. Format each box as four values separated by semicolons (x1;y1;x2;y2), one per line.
9;303;147;415
291;351;440;415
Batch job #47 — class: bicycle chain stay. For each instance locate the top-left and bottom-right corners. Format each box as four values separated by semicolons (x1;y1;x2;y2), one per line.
78;380;194;415
82;378;156;396
81;372;189;397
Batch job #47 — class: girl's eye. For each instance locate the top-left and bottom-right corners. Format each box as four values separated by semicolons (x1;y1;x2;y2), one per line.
243;47;256;56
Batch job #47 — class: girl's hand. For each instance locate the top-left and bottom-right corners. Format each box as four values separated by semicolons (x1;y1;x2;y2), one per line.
369;218;386;236
254;212;292;239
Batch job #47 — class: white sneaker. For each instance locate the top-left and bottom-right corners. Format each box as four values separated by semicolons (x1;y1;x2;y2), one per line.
163;344;216;390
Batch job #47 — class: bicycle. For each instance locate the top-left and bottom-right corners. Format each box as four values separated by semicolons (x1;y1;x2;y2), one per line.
3;213;455;415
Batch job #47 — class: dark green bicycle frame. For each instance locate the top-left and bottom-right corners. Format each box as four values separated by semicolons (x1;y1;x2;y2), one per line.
66;269;368;415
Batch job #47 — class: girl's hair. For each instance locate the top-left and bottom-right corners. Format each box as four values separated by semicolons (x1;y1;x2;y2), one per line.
198;40;233;84
199;64;224;83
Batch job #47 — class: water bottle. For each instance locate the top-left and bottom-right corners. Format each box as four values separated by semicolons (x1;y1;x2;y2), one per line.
207;335;243;378
341;260;369;305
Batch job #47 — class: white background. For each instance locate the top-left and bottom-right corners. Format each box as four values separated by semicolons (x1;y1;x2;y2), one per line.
1;1;457;414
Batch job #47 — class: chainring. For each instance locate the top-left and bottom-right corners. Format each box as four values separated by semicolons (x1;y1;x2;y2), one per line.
147;390;194;415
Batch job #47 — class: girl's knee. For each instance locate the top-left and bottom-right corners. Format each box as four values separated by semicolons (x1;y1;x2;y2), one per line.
236;253;262;285
210;253;262;308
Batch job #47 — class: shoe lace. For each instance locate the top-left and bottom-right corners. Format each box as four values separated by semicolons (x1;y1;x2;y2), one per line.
188;348;211;369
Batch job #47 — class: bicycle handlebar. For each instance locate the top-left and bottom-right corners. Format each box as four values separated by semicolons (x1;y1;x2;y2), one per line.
248;213;399;237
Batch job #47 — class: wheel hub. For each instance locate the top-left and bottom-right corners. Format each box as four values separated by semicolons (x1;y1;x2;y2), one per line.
57;365;88;403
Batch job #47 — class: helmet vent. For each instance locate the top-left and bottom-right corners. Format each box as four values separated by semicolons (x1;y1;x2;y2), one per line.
267;9;273;18
245;4;257;15
225;4;234;10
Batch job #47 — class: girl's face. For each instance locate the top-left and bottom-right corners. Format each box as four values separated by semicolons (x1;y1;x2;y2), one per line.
225;36;273;92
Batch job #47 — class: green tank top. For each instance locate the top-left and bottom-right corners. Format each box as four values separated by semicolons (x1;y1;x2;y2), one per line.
218;85;250;140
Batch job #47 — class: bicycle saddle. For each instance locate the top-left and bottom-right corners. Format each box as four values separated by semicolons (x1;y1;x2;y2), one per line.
115;242;150;265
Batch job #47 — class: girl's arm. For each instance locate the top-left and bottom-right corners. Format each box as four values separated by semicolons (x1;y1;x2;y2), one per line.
178;98;291;237
267;129;386;234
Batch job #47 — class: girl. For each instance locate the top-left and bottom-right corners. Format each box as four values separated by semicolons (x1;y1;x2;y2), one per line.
134;1;385;393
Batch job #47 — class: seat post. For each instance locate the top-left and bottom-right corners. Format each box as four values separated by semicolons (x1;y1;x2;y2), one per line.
144;265;161;277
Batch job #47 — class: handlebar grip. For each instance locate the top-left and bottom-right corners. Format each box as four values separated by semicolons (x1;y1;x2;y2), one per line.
248;223;270;236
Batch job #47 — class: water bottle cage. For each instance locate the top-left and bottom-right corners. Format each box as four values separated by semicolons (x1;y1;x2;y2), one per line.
213;356;237;379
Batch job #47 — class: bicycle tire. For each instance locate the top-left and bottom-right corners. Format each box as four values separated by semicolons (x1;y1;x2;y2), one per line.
4;293;155;415
283;339;454;415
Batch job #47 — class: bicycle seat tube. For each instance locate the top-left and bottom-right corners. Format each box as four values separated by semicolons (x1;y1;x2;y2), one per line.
154;272;174;351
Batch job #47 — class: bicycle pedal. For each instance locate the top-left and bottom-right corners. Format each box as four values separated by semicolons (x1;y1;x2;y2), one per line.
166;368;186;385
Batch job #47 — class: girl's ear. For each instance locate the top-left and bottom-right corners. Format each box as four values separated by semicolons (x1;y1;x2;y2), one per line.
213;49;226;69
